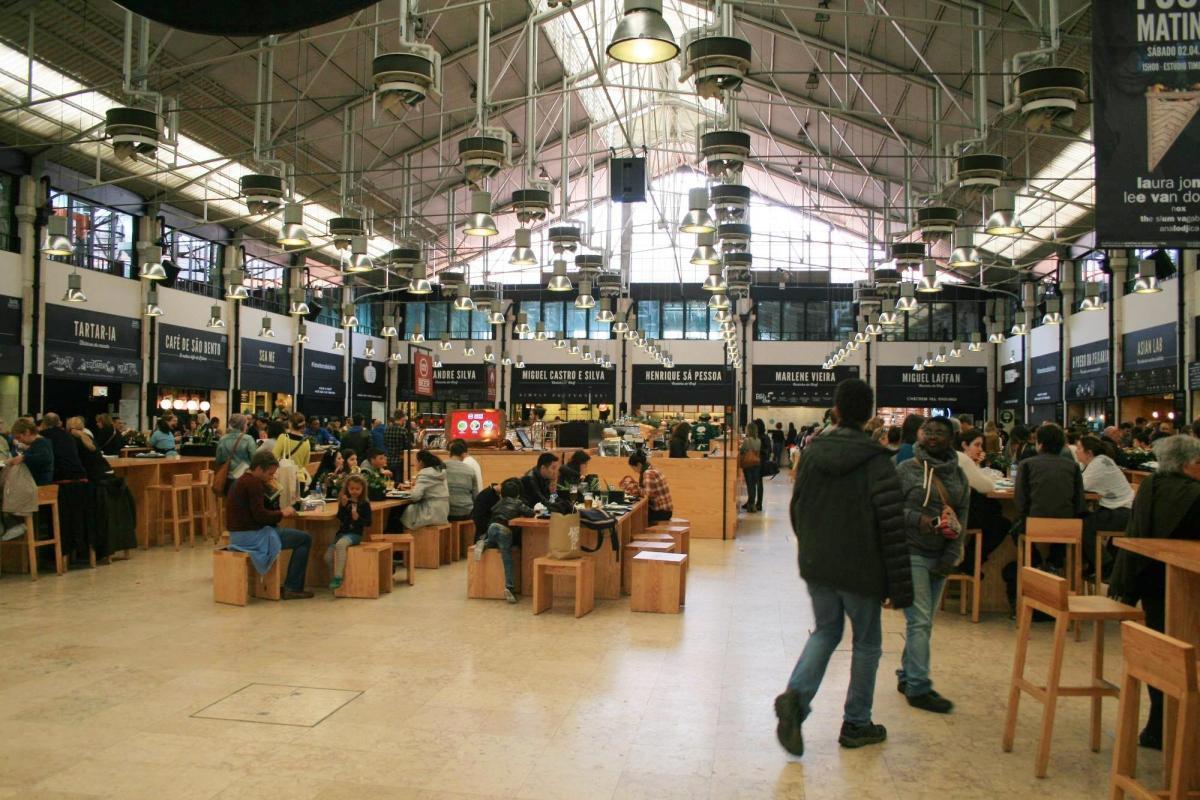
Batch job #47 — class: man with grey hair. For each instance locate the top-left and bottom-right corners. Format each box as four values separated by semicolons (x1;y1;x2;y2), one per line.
1109;434;1200;749
215;413;258;494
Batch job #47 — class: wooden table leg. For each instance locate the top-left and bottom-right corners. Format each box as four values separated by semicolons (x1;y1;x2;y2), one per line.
1163;564;1200;790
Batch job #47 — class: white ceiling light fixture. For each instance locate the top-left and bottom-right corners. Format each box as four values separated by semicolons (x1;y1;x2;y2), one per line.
515;353;525;369
923;350;936;368
1042;296;1063;325
511;227;538;266
409;324;425;343
595;297;615;324
514;311;531;336
575;280;596;310
612;310;630;335
865;313;883;337
340;303;360;328
582;345;593;361
390;349;403;363
464;190;498;237
895;282;918;312
408;262;433;294
988;321;1006;344
277;203;311;249
143;287;163;317
702;263;727;292
569;338;581;355
949;340;963;358
452;283;475;312
381;314;399;338
968;332;984;352
1010;310;1028;337
917;259;941;293
607;0;679;65
461;342;475;357
948;228;981;268
912;356;925;372
333;331;345;350
207;304;225;329
501;351;513;366
433;352;443;368
547;259;573;292
935;346;948;364
225;269;249;301
534;322;549;341
41;214;73;256
288;288;310;316
439;332;453;351
984;187;1024;236
139;245;168;281
1133;259;1161;294
691;231;721;266
297;322;310;344
679;187;715;234
708;291;731;310
877;298;898;326
346;236;374;273
1080;281;1106;311
553;331;568;349
258;316;274;338
363;339;376;358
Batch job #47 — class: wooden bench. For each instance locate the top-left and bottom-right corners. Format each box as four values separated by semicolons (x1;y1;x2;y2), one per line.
367;532;415;586
212;548;284;605
334;542;393;599
468;547;521;599
439;523;455;564
622;540;677;595
533;557;594;618
631;551;688;613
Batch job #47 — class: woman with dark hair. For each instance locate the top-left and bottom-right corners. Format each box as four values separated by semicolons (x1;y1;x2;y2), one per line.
149;415;178;455
1007;425;1037;465
313;448;346;497
894;414;924;465
668;422;690;458
558;449;591;487
625;450;673;523
955;429;1009;570
400;450;450;529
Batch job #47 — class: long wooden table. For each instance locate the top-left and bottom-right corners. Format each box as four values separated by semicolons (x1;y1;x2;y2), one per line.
292;498;408;587
511;497;648;600
107;455;213;549
1114;538;1200;789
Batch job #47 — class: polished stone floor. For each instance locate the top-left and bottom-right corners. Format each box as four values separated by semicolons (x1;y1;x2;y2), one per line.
0;478;1158;799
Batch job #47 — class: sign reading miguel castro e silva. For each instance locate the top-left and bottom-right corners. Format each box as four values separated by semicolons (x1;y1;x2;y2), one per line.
1093;3;1200;246
239;338;293;395
157;323;227;389
752;365;858;406
875;366;988;411
44;303;141;383
631;364;732;406
511;364;615;403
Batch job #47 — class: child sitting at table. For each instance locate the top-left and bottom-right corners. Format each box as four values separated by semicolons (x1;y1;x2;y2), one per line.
473;477;534;604
325;474;371;590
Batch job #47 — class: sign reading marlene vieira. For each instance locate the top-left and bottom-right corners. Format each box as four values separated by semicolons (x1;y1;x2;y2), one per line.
1093;2;1200;246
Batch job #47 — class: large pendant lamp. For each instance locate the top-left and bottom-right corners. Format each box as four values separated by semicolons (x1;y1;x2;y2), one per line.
607;0;679;65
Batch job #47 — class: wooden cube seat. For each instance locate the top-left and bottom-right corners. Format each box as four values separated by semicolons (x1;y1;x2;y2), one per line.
334;542;394;599
533;556;595;618
409;525;445;569
452;519;476;560
622;540;677;595
212;548;283;605
368;532;415;586
468;547;521;600
631;551;688;613
647;523;690;554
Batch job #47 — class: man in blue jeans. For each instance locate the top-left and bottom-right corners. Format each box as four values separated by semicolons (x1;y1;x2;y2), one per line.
226;449;313;599
894;416;969;713
473;478;533;604
776;379;913;755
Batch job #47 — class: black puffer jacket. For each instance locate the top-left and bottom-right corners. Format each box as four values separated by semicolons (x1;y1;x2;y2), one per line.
790;426;913;608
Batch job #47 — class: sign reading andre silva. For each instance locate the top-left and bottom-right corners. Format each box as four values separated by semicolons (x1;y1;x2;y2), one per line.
157;323;227;389
44;303;141;383
752;365;858;407
631;364;732;406
301;349;346;398
875;366;988;411
511;364;615;403
1093;3;1200;246
239;339;293;395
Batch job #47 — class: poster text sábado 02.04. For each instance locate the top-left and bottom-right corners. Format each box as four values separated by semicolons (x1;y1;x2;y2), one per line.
1094;3;1200;246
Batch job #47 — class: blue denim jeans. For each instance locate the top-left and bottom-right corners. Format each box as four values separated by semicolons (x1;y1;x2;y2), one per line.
324;531;362;579
277;527;312;592
897;553;948;697
786;583;883;726
484;522;515;591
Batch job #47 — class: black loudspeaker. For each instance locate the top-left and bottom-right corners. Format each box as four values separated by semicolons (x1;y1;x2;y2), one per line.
610;157;646;203
159;259;181;288
739;403;748;422
305;298;323;322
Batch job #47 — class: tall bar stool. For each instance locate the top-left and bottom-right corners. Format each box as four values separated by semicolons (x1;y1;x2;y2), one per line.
0;485;63;580
145;473;195;550
1002;567;1143;778
941;529;983;623
1109;621;1198;800
192;469;219;543
1020;517;1085;638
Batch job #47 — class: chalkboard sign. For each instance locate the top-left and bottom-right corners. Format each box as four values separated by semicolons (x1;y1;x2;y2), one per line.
43;303;142;383
1117;365;1177;397
301;349;346;399
240;339;294;395
752;365;858;407
157;323;228;389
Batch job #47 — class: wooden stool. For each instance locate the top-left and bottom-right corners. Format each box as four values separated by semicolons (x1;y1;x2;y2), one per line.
1089;530;1125;596
1109;622;1199;800
212;548;284;605
145;473;195;550
452;519;476;559
1021;517;1085;639
646;524;690;555
192;469;220;543
438;523;454;565
941;529;983;623
622;540;677;595
334;542;393;599
631;551;688;613
409;526;443;568
1002;567;1144;778
368;532;415;586
468;547;521;599
635;532;677;547
0;485;63;580
533;556;594;618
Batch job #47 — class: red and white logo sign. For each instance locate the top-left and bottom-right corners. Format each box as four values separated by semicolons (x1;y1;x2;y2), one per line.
414;351;434;397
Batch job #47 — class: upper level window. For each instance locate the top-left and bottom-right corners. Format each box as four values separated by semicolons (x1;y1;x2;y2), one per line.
48;191;135;278
243;254;286;313
163;226;222;298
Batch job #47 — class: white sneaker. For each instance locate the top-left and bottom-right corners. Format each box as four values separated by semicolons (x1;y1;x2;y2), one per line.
473;539;486;561
2;523;27;542
504;588;517;603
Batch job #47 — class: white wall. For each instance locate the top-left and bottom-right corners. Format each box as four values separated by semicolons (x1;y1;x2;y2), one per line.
158;285;219;330
0;250;23;297
242;307;294;344
1067;304;1108;346
1030;322;1059;358
40;258;140;320
999;334;1023;366
1121;278;1178;335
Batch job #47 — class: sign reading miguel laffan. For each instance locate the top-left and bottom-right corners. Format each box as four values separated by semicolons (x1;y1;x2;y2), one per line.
239;339;293;395
875;366;989;410
1067;339;1111;400
157;323;227;389
301;349;346;398
512;364;615;403
1093;3;1200;246
752;365;859;406
44;303;141;382
631;364;732;406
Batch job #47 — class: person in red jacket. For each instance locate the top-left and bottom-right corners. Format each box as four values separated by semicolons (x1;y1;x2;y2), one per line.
226;449;313;599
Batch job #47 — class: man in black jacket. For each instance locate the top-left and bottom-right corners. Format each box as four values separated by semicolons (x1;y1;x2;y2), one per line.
340;414;371;461
520;452;559;507
775;378;913;756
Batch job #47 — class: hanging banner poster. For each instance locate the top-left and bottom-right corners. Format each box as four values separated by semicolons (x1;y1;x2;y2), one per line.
1093;3;1200;246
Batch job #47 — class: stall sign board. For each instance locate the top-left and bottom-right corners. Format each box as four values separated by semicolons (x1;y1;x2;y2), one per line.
240;339;294;395
512;364;615;403
631;364;733;406
1123;323;1177;371
352;357;385;402
44;304;141;383
157;323;227;389
875;366;989;411
751;365;858;406
1093;3;1200;246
